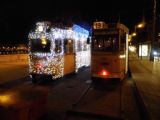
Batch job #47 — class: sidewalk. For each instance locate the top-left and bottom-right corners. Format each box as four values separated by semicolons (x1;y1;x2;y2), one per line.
129;55;160;120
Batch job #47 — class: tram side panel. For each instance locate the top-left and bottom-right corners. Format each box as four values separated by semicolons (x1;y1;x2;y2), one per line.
119;54;126;79
64;54;75;75
91;53;125;80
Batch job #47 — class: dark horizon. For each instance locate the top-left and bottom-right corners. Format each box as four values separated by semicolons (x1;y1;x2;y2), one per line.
0;0;158;45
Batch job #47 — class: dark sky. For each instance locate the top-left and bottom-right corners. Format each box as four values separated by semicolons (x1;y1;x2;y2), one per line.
0;0;155;45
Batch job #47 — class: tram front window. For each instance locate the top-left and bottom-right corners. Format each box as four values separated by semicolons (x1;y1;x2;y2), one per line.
30;38;51;53
93;36;118;52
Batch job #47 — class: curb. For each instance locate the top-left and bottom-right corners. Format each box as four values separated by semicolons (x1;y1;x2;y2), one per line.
129;67;151;120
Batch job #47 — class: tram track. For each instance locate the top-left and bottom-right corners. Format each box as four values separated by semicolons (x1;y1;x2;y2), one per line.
0;66;142;120
64;80;123;120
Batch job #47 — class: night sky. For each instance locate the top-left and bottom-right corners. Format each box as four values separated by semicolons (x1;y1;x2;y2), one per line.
0;0;155;45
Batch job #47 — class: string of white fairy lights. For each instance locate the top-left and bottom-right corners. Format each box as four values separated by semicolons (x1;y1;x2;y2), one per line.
28;22;90;79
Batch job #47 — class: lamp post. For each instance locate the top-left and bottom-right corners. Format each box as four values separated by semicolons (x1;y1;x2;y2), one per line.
133;23;145;59
150;0;157;61
138;23;145;59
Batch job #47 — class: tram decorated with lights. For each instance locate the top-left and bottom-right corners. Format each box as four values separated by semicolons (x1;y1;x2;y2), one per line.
91;21;129;81
28;21;90;83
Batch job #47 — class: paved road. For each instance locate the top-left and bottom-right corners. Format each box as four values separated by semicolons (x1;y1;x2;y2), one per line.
0;61;28;84
0;61;141;120
41;68;141;120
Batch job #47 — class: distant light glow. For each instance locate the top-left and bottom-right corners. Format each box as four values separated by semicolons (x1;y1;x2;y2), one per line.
139;45;148;56
137;23;144;28
128;35;132;42
0;95;11;103
132;32;136;37
129;46;136;52
153;51;158;56
0;93;16;105
119;54;126;59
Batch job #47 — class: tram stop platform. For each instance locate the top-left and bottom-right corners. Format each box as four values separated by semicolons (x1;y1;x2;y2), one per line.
129;54;160;120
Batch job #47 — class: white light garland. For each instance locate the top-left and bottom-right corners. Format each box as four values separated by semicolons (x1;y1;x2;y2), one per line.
28;21;90;79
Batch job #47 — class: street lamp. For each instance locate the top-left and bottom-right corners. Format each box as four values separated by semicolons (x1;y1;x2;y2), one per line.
135;23;145;32
132;23;145;37
132;32;137;37
133;22;145;59
150;0;157;61
137;23;145;29
138;23;145;59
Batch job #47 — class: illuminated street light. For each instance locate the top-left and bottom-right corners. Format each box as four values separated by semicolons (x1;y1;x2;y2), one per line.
131;22;145;41
135;22;145;32
132;32;137;37
137;23;145;28
133;22;145;59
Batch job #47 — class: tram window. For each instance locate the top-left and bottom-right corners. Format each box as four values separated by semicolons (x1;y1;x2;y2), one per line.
87;37;91;44
77;40;82;52
93;36;118;52
64;39;74;54
64;39;68;53
120;34;126;52
121;34;126;44
55;39;62;53
104;38;114;51
120;44;125;51
104;36;119;51
82;41;88;51
93;38;103;51
112;38;118;50
104;38;111;48
30;39;51;53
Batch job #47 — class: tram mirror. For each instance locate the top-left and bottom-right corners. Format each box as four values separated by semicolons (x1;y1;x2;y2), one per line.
87;37;90;44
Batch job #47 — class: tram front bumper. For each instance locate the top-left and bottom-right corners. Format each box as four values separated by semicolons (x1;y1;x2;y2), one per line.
91;73;121;79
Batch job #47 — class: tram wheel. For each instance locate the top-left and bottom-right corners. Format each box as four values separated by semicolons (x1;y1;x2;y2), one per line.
32;77;38;84
31;75;39;84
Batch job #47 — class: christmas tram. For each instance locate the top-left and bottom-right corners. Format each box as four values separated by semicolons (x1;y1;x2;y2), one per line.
91;21;129;81
28;21;91;83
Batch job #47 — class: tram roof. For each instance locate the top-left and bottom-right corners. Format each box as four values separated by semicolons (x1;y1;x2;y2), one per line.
34;21;89;35
93;21;129;33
